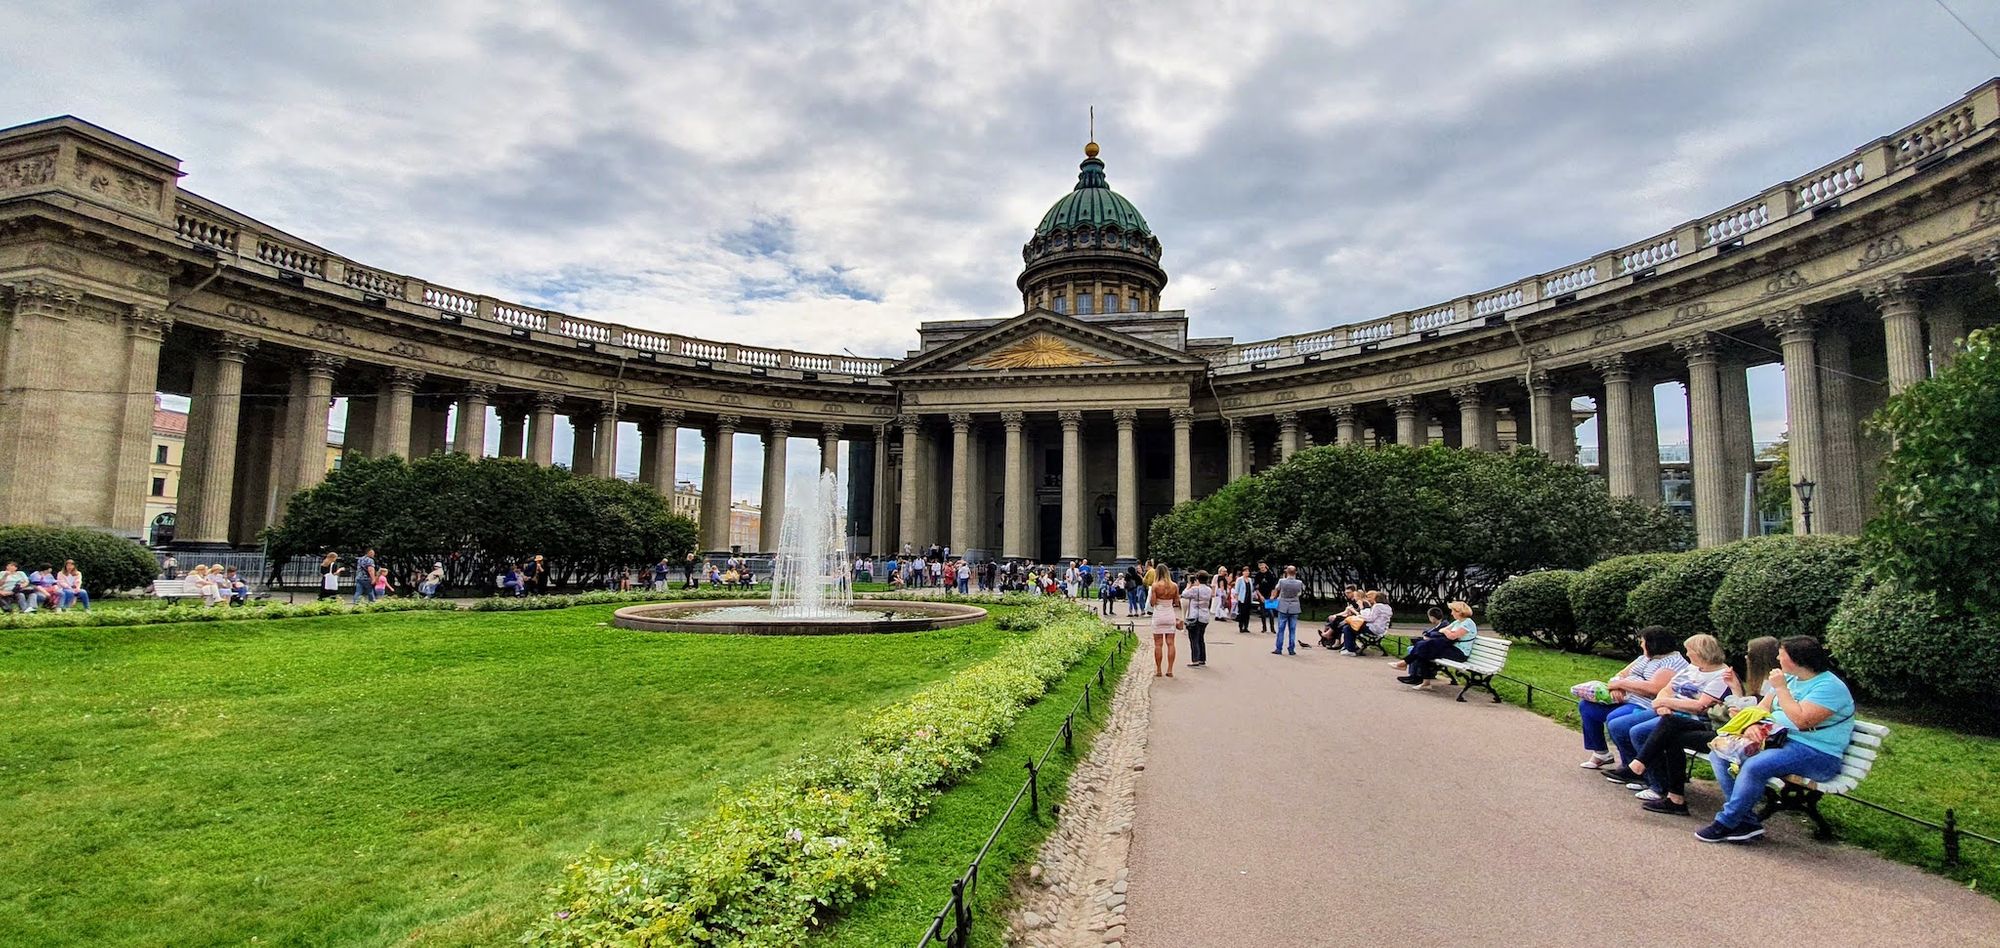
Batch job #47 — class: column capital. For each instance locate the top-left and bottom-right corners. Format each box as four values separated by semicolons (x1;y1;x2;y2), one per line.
304;352;347;379
1274;410;1299;427
1524;370;1552;397
1760;305;1818;344
895;412;922;429
947;412;973;431
1671;332;1720;365
821;423;843;439
767;418;793;438
1000;410;1026;430
1449;383;1484;406
1861;274;1919;316
123;306;174;341
874;421;892;441
463;380;499;399
1058;409;1084;429
596;399;620;420
656;408;684;427
3;278;83;318
1388;395;1418;414
1590;353;1632;383
532;391;566;411
714;413;741;431
386;366;424;390
1113;408;1139;427
1329;403;1357;421
1974;239;2000;282
218;332;261;362
1170;407;1196;426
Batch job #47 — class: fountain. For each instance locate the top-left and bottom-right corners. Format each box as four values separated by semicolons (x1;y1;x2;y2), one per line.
612;471;986;634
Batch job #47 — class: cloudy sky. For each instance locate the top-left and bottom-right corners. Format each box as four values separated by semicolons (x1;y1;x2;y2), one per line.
10;1;1999;502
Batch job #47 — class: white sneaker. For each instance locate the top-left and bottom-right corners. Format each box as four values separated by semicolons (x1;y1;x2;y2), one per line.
1635;788;1663;802
1580;753;1614;770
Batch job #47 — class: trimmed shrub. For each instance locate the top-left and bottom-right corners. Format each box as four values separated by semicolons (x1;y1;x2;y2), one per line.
1708;535;1863;657
0;525;159;595
1486;570;1581;650
1826;581;2000;724
1626;538;1781;642
1569;553;1680;653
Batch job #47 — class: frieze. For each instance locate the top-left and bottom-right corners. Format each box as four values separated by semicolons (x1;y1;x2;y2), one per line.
1525;343;1555;359
533;368;568;384
1588;325;1626;345
1271;389;1296;402
1449;358;1485;374
461;355;499;373
1669;302;1712;326
870;405;895;416
1856;234;1911;268
130;272;169;295
222;302;268;326
0;152;57;190
1388;371;1415;385
308;322;355;346
1326;381;1356;395
1975;195;2000;225
718;393;744;405
821;402;849;414
24;246;81;272
73;153;162;213
771;398;795;410
1221;396;1246;409
1762;270;1808;296
387;341;425;359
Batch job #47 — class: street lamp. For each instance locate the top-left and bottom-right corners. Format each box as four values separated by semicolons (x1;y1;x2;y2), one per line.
1794;479;1817;535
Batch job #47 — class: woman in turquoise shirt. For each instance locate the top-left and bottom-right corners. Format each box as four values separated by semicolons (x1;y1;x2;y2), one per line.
1698;635;1855;843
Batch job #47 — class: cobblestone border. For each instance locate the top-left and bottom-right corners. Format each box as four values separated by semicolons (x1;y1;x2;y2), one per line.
1008;623;1152;947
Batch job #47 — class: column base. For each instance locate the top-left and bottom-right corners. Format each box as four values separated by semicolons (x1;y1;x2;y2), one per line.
167;539;240;554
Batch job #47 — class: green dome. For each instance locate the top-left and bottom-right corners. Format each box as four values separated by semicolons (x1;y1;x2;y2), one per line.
1034;152;1151;236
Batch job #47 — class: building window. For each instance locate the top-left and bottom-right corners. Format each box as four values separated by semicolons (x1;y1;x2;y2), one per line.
1126;295;1140;312
1053;295;1068;315
150;477;166;497
1076;293;1094;315
155;444;169;464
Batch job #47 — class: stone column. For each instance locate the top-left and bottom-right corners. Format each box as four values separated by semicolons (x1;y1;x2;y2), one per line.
1452;384;1491;452
1388;397;1419;446
1927;294;1968;372
1332;404;1359;446
897;414;922;554
702;414;739;549
1629;375;1661;504
1863;275;1927;393
647;409;681;494
1114;409;1139;561
1718;355;1755;539
1674;334;1731;547
1528;371;1568;462
1275;411;1300;461
872;423;893;556
820;424;841;477
1764;307;1824;533
1816;330;1864;535
374;368;421;459
1226;418;1249;480
946;413;973;553
1059;410;1084;560
1001;412;1029;559
594;400;620;479
1170;408;1195;505
292;354;343;495
528;393;561;466
1592;355;1642;498
497;406;526;459
760;419;790;551
0;282;78;513
178;333;258;546
453;382;494;456
571;411;597;476
109;308;174;534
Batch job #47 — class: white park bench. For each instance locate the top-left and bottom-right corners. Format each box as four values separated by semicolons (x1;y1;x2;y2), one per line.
1685;718;1890;840
150;579;206;600
1435;635;1513;703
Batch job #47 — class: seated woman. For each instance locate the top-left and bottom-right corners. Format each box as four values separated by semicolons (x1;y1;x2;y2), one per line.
1389;607;1450;671
1580;626;1687;781
1626;633;1735;814
1698;635;1856;843
1338;591;1394;655
1317;587;1362;648
191;565;221;606
501;564;524;597
1396;601;1478;688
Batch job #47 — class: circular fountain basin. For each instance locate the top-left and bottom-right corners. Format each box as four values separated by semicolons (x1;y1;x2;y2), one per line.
612;599;989;634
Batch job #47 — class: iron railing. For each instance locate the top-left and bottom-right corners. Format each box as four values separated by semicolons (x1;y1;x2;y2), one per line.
914;622;1136;948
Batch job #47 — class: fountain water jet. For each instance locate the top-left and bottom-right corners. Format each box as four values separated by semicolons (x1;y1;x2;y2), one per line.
768;471;852;618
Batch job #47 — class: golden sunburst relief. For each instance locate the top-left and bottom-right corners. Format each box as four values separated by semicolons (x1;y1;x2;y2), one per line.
968;332;1117;369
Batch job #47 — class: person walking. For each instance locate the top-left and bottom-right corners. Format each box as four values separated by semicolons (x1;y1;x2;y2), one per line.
317;551;341;600
528;554;547;595
1183;569;1214;667
1150;571;1183;677
352;548;378;605
1271;565;1304;655
1233;566;1254;634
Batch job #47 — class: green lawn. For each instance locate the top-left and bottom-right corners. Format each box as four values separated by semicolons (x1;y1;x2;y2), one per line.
1385;633;2000;896
0;607;1014;946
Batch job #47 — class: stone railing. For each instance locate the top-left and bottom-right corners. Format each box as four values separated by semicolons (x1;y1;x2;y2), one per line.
167;200;899;379
1209;78;2000;370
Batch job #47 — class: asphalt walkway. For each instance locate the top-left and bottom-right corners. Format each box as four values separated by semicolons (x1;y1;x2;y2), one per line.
1122;625;2000;947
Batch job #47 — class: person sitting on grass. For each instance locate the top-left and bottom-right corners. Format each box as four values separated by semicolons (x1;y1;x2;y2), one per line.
1580;626;1687;783
1396;600;1478;688
1697;635;1856;844
1626;633;1736;815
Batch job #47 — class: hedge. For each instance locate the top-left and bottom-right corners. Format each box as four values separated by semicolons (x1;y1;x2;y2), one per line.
0;596;457;630
1827;581;2000;725
525;599;1111;946
0;525;159;594
1626;538;1780;642
1708;535;1862;657
1486;570;1581;650
1569;553;1680;653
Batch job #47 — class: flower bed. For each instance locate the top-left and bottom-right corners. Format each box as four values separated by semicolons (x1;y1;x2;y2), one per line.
524;599;1111;946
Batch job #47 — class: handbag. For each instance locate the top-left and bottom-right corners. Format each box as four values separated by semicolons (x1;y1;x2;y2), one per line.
1569;680;1617;704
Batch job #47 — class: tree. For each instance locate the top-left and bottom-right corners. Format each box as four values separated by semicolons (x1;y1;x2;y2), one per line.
1756;437;1792;532
264;454;697;592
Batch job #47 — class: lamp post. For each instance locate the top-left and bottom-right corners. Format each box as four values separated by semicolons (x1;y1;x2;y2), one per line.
1794;478;1817;535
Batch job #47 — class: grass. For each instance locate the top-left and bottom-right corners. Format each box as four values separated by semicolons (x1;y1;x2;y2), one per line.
0;606;1018;946
814;626;1134;947
1383;632;2000;896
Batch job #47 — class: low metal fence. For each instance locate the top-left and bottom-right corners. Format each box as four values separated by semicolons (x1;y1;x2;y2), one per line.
914;622;1135;948
1384;635;2000;869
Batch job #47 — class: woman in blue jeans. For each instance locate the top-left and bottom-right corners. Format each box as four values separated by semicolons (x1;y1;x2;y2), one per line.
1698;635;1855;843
1580;627;1686;781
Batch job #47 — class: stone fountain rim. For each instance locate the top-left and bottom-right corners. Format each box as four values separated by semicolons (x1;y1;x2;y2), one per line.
611;599;990;635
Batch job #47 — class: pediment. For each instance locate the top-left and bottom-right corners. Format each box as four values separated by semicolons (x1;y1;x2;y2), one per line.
887;310;1205;378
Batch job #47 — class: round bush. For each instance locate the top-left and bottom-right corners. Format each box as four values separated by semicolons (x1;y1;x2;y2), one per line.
1569;553;1680;653
1626;537;1782;642
1708;535;1862;657
0;525;159;594
1826;581;2000;723
1486;570;1581;649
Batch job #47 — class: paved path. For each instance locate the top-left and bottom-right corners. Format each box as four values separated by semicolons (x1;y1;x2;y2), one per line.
1123;627;2000;947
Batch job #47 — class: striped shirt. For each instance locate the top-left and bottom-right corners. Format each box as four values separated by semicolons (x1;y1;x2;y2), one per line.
1621;652;1690;707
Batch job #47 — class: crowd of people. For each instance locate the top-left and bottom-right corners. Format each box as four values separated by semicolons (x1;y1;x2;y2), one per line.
0;560;93;612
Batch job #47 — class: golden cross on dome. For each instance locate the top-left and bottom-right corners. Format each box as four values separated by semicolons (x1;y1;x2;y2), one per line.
1086;106;1099;158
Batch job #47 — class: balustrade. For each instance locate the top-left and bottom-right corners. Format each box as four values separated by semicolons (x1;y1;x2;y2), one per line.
1704;201;1769;245
1541;263;1598;297
1617;235;1679;274
1796;159;1865;208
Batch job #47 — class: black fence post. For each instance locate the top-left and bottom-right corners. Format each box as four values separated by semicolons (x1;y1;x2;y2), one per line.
1026;759;1040;817
1063;712;1075;755
948;878;969;948
1945;809;1962;867
1083;681;1092;716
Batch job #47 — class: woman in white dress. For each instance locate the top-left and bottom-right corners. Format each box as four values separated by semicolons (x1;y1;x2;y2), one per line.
1150;574;1183;677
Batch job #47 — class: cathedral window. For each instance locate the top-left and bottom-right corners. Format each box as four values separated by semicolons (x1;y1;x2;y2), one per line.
1053;295;1068;315
1076;294;1094;315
